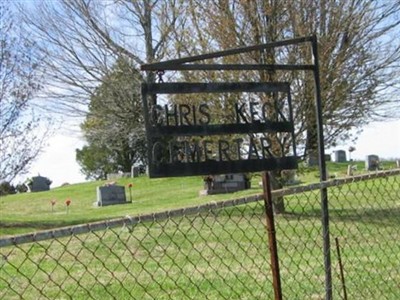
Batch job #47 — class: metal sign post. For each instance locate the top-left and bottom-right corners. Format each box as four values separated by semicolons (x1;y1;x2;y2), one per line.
262;171;283;300
141;35;331;300
311;35;332;300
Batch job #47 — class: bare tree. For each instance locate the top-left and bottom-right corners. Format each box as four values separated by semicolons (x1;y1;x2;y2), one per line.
0;4;49;183
172;0;400;156
19;0;400;142
19;0;185;117
163;0;399;212
17;0;399;185
286;0;400;157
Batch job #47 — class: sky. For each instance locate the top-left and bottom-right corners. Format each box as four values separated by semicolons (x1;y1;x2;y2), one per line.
23;131;87;188
23;119;400;188
11;0;399;188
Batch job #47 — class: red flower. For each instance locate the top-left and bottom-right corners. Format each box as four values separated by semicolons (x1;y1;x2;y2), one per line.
128;183;133;188
65;199;71;206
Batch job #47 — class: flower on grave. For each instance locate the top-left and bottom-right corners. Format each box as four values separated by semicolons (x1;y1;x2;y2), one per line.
65;198;71;214
50;199;56;212
128;183;133;202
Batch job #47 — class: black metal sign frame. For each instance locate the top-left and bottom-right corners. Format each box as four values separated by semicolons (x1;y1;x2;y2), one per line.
141;82;297;178
141;35;332;300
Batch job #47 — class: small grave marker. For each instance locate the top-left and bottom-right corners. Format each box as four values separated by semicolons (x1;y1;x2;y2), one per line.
96;185;130;206
200;173;250;195
333;150;347;163
365;155;380;171
28;176;52;192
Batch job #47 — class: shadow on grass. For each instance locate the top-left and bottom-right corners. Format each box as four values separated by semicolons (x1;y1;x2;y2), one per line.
282;207;400;227
0;217;109;231
2;201;399;236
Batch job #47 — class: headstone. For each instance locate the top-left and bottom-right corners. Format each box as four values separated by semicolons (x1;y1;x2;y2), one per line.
347;164;357;176
347;165;353;176
307;151;319;166
107;172;131;180
200;173;250;195
365;155;380;171
333;150;346;162
281;169;300;185
132;167;140;178
28;176;52;192
96;185;129;206
131;165;146;177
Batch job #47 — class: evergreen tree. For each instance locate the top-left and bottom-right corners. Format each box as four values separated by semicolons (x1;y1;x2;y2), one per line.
76;57;146;180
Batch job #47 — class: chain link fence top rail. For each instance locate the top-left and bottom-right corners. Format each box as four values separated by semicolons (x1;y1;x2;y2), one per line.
1;169;399;299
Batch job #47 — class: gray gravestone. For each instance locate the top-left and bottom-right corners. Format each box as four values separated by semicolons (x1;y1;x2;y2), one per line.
365;155;380;171
106;172;130;180
307;151;319;166
281;169;300;185
132;167;140;178
96;185;129;206
200;173;249;195
333;150;347;162
347;164;357;176
29;176;52;192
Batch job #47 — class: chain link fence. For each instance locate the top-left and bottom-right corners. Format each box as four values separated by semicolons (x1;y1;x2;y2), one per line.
1;169;399;299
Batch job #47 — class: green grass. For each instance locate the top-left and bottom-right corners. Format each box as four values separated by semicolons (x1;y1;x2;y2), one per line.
1;175;399;299
0;160;398;236
0;167;399;299
0;175;265;236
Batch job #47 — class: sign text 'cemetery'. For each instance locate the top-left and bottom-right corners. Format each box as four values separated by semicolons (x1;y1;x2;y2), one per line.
141;82;297;178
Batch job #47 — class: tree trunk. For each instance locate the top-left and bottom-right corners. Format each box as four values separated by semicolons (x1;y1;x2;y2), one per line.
269;170;285;214
306;122;319;166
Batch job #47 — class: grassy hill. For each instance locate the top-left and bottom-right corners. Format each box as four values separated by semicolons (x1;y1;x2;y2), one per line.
1;160;397;236
0;175;262;236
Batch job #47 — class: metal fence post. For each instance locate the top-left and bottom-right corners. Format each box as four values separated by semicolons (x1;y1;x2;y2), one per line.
262;171;283;300
311;34;333;300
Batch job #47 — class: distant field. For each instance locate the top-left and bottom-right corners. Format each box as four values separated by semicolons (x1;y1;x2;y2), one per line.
0;160;398;236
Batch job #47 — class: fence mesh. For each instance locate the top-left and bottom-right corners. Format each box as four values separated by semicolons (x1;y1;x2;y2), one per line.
1;169;399;299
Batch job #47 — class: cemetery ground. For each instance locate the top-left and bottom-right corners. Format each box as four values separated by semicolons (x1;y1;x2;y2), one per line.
0;160;399;299
0;160;397;237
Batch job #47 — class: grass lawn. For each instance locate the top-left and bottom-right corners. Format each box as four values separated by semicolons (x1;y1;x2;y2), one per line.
0;175;265;236
0;161;399;299
0;160;397;236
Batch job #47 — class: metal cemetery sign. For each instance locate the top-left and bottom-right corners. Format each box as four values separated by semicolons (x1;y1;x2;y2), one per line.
141;81;297;178
141;35;333;300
